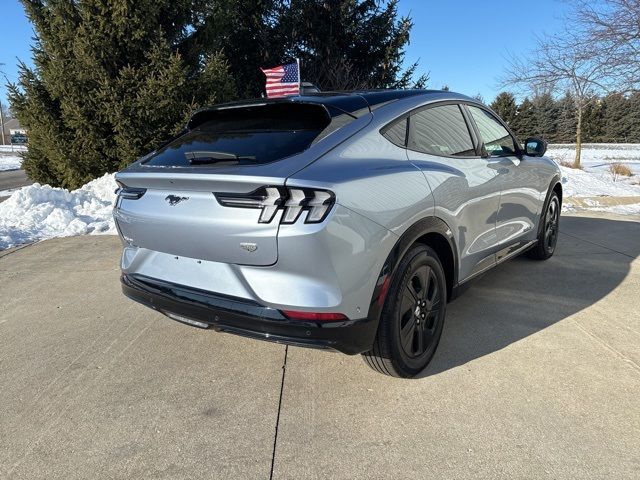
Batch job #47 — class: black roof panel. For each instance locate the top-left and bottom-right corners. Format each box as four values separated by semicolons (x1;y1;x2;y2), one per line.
188;89;470;128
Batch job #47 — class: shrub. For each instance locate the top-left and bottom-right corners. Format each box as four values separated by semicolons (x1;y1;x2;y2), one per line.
8;2;236;190
609;163;633;181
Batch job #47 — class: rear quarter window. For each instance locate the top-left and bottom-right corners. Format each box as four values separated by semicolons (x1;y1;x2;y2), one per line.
408;104;476;157
381;117;408;147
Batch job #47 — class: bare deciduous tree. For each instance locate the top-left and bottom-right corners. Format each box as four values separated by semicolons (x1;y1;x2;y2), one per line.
575;0;640;91
502;32;615;168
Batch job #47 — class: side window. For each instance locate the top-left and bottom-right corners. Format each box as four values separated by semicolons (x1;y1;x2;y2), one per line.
408;105;476;157
382;117;408;147
467;106;517;156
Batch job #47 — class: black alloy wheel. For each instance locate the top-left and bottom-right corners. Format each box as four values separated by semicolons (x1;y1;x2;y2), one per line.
543;195;560;254
527;190;560;260
364;244;447;378
398;263;442;359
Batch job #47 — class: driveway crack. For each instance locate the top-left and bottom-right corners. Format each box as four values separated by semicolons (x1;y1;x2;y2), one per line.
572;319;640;373
560;231;635;259
270;345;288;480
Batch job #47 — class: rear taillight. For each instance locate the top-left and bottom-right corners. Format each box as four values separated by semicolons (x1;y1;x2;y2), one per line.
215;186;335;224
114;187;146;200
115;181;146;200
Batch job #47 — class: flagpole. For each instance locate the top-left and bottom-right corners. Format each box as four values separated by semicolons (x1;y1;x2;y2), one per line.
296;58;301;95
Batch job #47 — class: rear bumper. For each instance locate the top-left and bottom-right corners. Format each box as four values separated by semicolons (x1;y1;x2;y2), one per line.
121;274;377;354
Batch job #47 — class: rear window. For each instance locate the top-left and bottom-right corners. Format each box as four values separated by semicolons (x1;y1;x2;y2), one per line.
143;103;335;167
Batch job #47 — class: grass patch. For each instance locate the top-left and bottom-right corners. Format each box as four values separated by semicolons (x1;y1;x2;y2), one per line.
609;162;633;181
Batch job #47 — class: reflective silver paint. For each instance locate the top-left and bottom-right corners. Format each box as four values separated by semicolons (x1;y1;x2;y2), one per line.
114;91;561;319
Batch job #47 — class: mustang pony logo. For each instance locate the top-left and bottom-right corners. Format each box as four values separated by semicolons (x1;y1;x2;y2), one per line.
165;195;189;206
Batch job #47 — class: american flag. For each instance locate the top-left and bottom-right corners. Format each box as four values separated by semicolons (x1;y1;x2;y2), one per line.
261;62;300;98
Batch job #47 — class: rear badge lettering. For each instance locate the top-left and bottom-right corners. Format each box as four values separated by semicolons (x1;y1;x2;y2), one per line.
165;195;189;206
240;242;258;253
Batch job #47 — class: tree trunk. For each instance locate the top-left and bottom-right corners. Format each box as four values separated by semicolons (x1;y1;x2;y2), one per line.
0;99;5;145
574;105;582;169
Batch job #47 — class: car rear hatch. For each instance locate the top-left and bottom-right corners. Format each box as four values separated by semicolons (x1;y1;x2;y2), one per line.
113;99;368;266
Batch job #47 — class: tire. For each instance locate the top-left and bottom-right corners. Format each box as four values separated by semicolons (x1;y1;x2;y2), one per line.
527;190;560;260
363;244;447;378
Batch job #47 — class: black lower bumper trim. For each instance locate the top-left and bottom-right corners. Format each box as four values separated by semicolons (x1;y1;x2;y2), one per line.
121;274;377;355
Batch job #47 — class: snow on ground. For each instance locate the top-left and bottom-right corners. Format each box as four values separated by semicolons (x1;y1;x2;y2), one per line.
0;173;117;249
590;203;640;215
557;164;640;198
0;154;23;171
547;143;640;189
0;145;27;153
548;143;640;165
547;144;640;214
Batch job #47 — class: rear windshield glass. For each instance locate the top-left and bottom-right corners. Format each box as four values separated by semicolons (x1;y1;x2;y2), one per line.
143;103;336;167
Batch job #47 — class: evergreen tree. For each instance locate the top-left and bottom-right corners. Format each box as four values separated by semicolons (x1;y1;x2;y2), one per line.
511;98;536;140
186;0;286;98
532;93;558;142
555;92;577;143
601;92;631;142
490;92;517;126
627;91;640;141
8;0;236;189
582;100;605;142
279;0;427;90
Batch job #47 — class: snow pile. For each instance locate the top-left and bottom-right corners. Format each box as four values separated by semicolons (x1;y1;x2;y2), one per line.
0;173;117;249
0;155;23;171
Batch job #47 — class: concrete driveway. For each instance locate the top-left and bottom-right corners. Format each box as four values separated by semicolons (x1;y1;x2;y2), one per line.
0;170;30;191
0;212;638;479
0;170;31;202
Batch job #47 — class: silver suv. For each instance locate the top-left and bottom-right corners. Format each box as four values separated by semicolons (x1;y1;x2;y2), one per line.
114;90;561;377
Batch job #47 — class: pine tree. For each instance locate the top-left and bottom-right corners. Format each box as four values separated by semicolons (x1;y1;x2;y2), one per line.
8;0;236;189
555;92;577;143
627;91;640;141
532;93;558;142
187;0;286;98
279;0;427;90
601;92;631;142
511;98;536;140
490;92;517;127
582;100;605;142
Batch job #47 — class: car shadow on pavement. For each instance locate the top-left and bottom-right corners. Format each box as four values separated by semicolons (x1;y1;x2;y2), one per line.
421;215;640;378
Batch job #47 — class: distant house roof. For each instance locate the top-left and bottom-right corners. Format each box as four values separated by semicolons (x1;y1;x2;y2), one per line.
3;118;21;130
1;118;25;145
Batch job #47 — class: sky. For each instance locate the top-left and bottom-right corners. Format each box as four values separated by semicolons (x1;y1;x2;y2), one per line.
0;0;572;111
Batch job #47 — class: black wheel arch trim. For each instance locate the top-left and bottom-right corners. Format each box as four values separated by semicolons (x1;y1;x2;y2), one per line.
537;175;562;238
366;216;459;331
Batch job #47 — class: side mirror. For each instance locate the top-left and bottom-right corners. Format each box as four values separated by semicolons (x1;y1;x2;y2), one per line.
524;137;547;157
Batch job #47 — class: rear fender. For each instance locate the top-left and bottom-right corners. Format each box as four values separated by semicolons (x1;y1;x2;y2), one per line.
366;216;459;331
536;174;562;238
